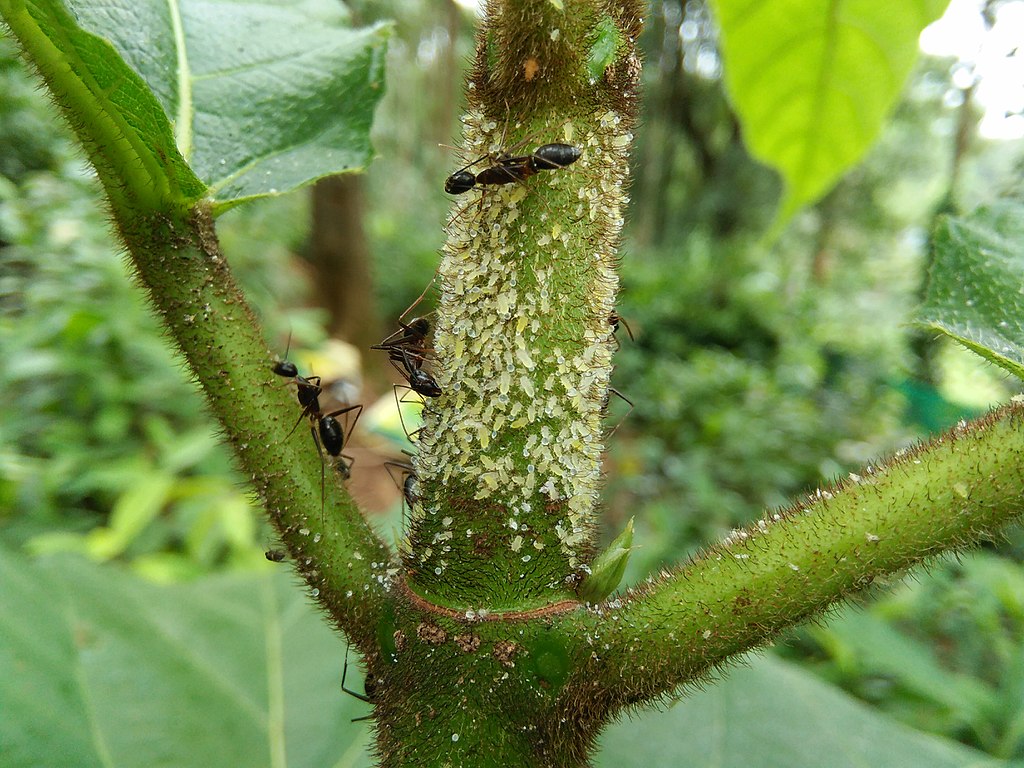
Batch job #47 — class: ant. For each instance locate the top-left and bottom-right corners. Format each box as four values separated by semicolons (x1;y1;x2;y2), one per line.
264;549;286;563
384;457;419;546
389;347;442;398
373;315;432;357
373;297;442;398
372;315;435;380
384;458;418;508
609;312;635;342
445;142;581;194
272;344;363;522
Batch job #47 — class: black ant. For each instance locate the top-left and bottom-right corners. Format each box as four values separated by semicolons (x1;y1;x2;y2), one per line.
444;142;581;195
384;458;418;509
342;643;376;723
373;315;432;356
264;549;286;563
384;457;418;546
372;315;434;375
609;312;635;342
389;347;442;399
272;345;363;522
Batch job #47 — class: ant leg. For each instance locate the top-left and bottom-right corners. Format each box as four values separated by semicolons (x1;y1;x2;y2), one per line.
341;643;374;723
397;270;442;328
392;385;427;443
309;424;327;525
605;387;634;438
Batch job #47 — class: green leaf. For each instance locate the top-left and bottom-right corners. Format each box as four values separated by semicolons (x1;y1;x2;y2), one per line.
0;547;374;768
0;0;206;208
596;653;1006;768
65;0;391;212
708;0;947;223
0;0;390;213
68;0;387;210
917;203;1024;380
578;516;633;603
809;609;996;729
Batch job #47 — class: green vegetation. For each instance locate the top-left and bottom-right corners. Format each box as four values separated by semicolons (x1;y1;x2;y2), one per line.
2;0;1024;766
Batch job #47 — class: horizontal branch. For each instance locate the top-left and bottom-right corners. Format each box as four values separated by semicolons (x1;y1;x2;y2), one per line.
565;400;1024;714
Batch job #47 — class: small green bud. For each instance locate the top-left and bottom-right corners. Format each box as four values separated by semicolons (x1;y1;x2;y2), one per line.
578;517;634;603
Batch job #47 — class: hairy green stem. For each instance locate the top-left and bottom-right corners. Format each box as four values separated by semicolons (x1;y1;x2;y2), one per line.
551;401;1024;745
405;0;643;612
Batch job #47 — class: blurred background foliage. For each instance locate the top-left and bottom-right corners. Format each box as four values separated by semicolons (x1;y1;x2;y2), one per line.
2;0;1024;759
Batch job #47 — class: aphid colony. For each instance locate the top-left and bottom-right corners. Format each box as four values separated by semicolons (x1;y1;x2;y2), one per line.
268;125;631;537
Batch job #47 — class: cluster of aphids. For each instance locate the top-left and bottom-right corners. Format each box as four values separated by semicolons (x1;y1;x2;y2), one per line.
267;130;603;555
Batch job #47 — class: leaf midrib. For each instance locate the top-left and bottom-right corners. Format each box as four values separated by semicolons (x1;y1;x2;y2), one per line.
166;0;193;160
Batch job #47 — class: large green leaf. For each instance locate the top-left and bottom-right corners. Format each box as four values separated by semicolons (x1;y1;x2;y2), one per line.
709;0;948;223
0;0;206;206
807;608;997;731
0;548;373;768
917;203;1024;380
7;549;1004;767
1;0;390;213
596;653;1005;768
68;0;390;211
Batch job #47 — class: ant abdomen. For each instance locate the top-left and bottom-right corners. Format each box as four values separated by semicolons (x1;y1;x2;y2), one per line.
530;143;581;171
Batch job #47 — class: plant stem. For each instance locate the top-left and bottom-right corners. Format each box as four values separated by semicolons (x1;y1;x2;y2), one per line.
405;0;643;612
554;401;1024;733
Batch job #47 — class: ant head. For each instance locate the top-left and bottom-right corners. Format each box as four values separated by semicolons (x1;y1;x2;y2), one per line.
273;330;297;377
405;317;431;338
445;170;476;195
273;360;298;378
335;458;352;481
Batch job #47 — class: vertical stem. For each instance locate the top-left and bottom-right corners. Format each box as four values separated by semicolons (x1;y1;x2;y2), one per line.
402;0;642;612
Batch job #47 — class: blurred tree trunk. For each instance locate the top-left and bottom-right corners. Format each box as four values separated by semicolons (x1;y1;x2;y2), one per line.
309;174;380;357
430;0;462;149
